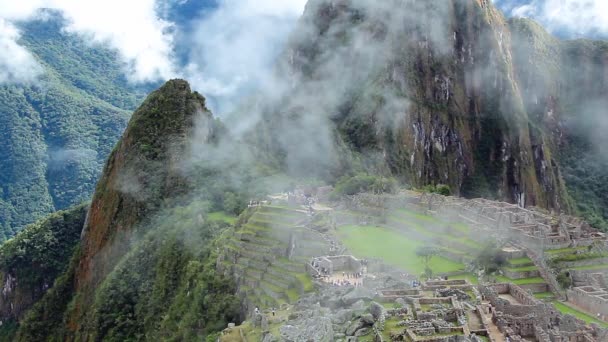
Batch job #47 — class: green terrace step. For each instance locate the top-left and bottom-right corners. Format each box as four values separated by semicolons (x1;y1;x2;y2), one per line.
570;264;608;271
240;241;275;255
496;275;546;285
545;247;588;255
260;206;307;216
505;265;538;272
262;272;292;290
239;257;269;271
239;248;272;262
507;257;534;267
274;259;307;273
245;268;265;281
240;235;278;247
266;266;298;284
254;212;304;224
260;280;287;300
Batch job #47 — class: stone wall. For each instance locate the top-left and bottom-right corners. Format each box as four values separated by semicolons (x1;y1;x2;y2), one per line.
503;269;540;280
567;287;608;321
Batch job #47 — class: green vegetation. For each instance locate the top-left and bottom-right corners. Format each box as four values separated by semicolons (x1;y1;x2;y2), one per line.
0;204;87;341
507;257;534;266
16;202;241;341
421;184;451;196
551;301;608;327
0;203;87;290
449;273;479;285
505;265;538;272
549;251;608;264
496;276;545;285
546;247;589;255
331;173;397;199
0;16;145;237
570;264;608;271
337;224;464;274
533;292;555;299
474;244;507;274
208;211;238;225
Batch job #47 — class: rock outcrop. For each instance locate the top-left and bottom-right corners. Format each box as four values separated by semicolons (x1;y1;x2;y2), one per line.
254;0;606;212
68;79;210;329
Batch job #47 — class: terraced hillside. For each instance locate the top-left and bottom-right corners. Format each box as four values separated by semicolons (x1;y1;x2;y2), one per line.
496;256;549;294
219;206;324;309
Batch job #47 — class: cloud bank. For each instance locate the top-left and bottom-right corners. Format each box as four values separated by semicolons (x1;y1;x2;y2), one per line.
0;18;42;84
0;0;307;113
0;0;176;83
496;0;608;37
184;0;307;113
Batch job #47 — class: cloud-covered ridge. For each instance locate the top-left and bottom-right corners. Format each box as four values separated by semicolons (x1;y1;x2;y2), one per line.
0;18;42;84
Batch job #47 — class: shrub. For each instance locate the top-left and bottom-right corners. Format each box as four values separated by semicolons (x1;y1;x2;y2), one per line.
422;184;451;196
331;173;397;199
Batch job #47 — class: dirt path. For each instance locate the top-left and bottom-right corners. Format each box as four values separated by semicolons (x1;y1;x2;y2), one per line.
479;304;506;342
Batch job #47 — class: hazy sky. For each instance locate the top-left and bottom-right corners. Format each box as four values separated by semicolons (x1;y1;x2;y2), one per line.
0;0;606;113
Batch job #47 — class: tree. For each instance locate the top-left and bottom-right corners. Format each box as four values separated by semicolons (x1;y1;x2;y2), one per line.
416;246;438;279
474;243;506;274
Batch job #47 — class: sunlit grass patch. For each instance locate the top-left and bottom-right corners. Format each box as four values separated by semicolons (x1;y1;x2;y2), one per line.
208;211;237;224
337;225;464;274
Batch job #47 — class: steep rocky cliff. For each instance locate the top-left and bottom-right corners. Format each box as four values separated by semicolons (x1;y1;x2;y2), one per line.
255;0;607;212
69;79;207;326
0;204;86;327
1;79;241;341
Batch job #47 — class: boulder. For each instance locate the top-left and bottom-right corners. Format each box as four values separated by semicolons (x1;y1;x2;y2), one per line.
355;327;371;337
361;313;374;326
341;287;374;306
262;332;278;342
369;301;384;321
396;297;407;308
331;309;355;325
345;320;364;336
280;317;334;342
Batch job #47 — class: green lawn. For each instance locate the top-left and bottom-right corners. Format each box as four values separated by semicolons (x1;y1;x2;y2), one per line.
533;292;555;299
507;257;533;266
552;301;608;327
496;275;545;285
545;247;587;255
337;225;465;275
208;211;237;224
570;264;608;271
504;265;538;272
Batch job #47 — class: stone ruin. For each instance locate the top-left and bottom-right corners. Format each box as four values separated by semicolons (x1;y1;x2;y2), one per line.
415;192;607;251
567;285;608;322
479;283;607;341
309;255;363;278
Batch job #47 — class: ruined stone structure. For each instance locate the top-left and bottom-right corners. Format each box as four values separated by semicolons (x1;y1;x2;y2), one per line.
567;286;608;322
310;255;363;276
416;192;606;251
479;283;606;341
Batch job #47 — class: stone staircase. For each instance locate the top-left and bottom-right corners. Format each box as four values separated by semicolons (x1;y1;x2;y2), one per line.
524;247;566;300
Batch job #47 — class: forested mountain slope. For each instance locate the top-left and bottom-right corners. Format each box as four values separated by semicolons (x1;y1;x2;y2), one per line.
1;0;608;341
0;15;145;238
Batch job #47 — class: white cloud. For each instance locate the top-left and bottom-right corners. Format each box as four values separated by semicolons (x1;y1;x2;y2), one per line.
184;0;307;113
507;0;608;37
0;0;177;83
0;18;43;84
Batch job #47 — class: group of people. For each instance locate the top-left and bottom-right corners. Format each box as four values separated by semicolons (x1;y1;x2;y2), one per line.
341;271;363;279
254;307;277;317
331;278;362;287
